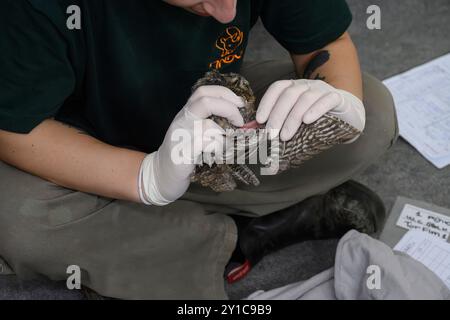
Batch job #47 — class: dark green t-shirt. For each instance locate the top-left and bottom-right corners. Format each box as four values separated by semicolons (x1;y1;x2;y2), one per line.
0;0;352;152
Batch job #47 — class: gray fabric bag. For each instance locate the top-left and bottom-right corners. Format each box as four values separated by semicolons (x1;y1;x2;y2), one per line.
246;230;450;300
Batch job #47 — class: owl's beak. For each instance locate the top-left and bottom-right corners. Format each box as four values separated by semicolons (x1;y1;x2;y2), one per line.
241;120;260;130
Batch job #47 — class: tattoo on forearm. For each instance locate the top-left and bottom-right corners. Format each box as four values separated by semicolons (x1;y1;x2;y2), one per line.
303;50;330;81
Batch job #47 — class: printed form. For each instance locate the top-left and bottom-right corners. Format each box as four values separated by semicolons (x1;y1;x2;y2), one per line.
395;230;450;290
384;53;450;168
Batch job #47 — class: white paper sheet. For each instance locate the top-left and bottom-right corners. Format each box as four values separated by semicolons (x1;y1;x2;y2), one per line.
384;53;450;169
394;230;450;290
396;204;450;241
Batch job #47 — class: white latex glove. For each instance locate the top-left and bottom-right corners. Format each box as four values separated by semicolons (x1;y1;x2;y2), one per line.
256;79;366;142
138;86;245;206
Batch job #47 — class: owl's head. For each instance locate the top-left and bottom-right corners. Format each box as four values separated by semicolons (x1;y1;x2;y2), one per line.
192;70;257;130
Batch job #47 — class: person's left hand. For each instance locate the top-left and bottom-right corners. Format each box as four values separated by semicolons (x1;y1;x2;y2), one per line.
256;79;366;142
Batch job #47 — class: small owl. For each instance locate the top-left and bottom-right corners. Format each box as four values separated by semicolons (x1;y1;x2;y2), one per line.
190;70;361;192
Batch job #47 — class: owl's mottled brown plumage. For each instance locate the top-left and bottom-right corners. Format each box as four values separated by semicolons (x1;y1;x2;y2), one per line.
190;71;361;192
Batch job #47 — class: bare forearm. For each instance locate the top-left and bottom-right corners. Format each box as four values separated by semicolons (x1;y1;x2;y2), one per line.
0;119;146;202
291;32;363;100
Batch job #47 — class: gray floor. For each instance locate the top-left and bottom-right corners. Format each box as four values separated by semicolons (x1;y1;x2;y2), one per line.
1;0;449;300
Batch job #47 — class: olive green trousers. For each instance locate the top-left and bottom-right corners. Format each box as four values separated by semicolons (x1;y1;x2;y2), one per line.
0;60;399;299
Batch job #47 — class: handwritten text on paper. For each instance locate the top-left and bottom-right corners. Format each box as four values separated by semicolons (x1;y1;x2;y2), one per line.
396;204;450;241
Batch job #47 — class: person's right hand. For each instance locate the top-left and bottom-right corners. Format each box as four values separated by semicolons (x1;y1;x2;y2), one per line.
138;86;245;206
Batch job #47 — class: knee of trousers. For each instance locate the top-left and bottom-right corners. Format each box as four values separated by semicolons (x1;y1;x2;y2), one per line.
360;73;399;155
0;161;105;278
322;73;399;173
0;162;237;296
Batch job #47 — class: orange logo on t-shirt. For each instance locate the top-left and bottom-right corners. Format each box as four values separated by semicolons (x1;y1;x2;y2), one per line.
210;26;244;70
